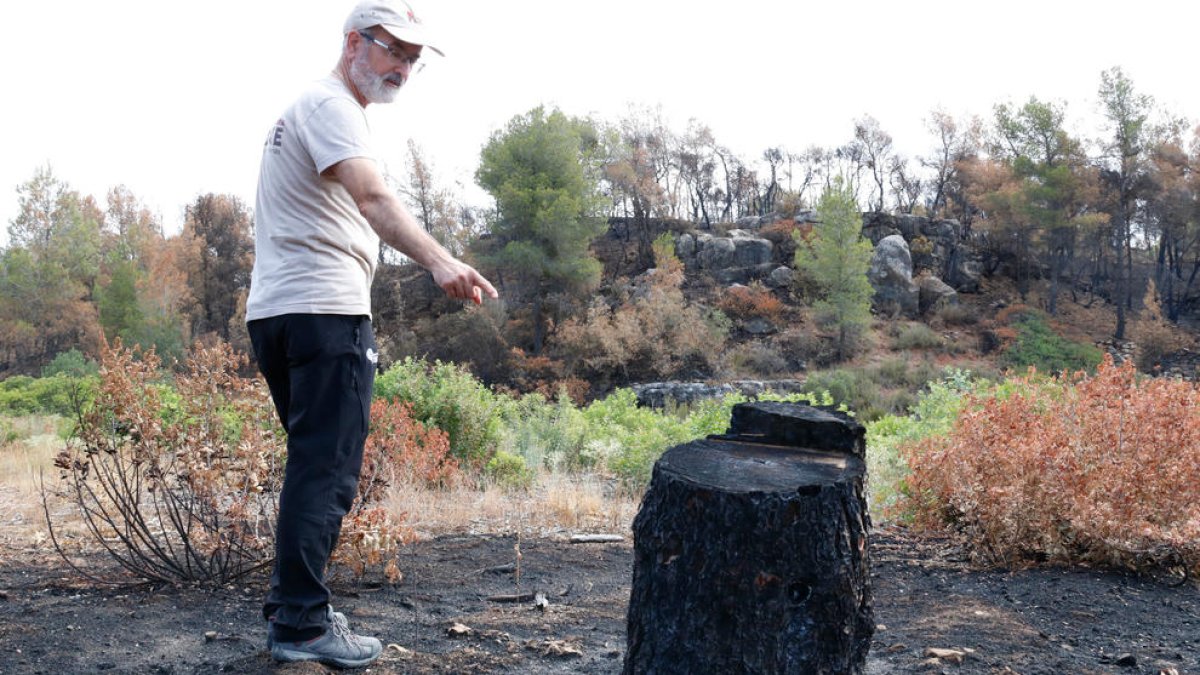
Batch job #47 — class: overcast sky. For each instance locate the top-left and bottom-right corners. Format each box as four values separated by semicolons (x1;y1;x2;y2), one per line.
2;0;1197;240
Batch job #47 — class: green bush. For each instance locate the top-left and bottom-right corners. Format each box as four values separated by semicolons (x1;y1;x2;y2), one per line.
893;324;944;351
875;358;941;391
932;302;978;327
580;388;839;485
582;388;698;484
0;374;96;416
498;391;591;472
41;349;99;378
1001;310;1104;374
374;357;506;466
0;418;17;444
802;368;885;420
771;329;822;370
366;355;846;488
865;368;979;519
724;342;790;377
484;450;534;490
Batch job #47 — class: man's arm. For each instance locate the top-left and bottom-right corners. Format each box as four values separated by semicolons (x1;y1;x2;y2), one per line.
331;157;498;304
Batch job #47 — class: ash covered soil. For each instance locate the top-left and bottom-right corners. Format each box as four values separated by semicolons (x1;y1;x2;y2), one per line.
1;526;1198;674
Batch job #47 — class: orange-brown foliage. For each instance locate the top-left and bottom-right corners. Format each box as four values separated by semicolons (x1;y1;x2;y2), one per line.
332;400;458;581
555;238;726;385
901;356;1200;576
759;220;803;243
502;348;589;404
716;283;786;323
50;338;284;583
362;399;458;492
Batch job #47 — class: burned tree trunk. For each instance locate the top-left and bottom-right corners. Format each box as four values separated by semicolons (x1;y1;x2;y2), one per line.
624;403;873;675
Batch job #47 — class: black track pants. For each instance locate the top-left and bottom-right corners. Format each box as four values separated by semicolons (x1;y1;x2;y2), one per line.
247;313;377;633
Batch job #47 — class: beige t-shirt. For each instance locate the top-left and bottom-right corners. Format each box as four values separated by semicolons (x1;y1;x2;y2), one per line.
246;75;380;321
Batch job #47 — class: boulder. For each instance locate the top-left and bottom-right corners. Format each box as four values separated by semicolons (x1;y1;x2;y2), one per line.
731;235;773;267
697;235;736;269
916;275;958;315
713;263;779;285
794;209;818;224
631;380;807;408
945;246;983;293
859;213;982;292
687;232;777;284
766;265;794;289
868;235;919;317
675;233;696;261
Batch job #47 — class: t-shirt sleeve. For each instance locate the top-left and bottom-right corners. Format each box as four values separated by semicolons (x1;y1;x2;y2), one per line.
297;97;374;174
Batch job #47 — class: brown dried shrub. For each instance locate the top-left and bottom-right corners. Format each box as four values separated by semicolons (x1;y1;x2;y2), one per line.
47;339;285;584
902;357;1200;578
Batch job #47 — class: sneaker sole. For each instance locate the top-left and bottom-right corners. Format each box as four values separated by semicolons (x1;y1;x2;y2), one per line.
271;645;381;668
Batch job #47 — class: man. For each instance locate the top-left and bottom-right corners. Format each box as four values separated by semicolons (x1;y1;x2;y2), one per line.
246;0;497;667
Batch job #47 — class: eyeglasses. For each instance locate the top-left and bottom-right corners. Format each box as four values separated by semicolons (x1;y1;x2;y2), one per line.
358;31;424;72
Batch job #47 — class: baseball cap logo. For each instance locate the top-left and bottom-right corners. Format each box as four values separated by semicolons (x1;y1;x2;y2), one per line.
401;0;420;23
343;0;442;56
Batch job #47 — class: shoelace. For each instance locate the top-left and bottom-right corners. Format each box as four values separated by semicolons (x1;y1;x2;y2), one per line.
327;610;363;647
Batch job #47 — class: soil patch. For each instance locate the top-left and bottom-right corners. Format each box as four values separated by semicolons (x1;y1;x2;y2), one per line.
1;526;1197;674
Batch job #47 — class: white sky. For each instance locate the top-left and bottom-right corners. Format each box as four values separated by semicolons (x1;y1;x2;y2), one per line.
2;0;1198;239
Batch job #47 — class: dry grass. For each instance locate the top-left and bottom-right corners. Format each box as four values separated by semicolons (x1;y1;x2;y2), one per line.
0;418;71;558
384;472;639;539
0;415;66;496
1;411;642;572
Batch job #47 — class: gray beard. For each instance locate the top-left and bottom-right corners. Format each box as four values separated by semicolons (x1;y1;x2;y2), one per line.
350;50;402;104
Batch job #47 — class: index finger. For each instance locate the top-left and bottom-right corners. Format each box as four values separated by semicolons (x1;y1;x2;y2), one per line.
473;271;499;299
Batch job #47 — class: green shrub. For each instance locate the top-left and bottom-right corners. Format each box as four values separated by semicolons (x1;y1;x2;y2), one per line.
498;391;590;472
374;357;506;466
875;357;940;390
773;328;831;370
802;368;885;420
484;450;534;490
42;349;98;378
0;374;96;417
1000;310;1103;374
893;324;944;351
876;358;911;388
579;387;840;486
932;303;978;327
865;368;978;519
724;342;790;377
0;418;17;444
581;388;698;484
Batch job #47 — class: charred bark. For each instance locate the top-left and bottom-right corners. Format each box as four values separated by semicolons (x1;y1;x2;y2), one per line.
625;403;873;674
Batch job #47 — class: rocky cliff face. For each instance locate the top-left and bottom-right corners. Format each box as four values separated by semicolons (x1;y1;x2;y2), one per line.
595;212;985;318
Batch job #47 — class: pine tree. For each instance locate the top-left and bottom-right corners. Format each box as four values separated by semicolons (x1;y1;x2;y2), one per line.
475;106;607;353
794;179;875;361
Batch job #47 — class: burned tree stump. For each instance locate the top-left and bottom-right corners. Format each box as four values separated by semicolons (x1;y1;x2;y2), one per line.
624;402;873;675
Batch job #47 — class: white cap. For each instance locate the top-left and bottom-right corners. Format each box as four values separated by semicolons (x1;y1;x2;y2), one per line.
343;0;443;56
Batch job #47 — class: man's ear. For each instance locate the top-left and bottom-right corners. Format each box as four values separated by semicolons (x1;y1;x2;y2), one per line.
343;31;361;59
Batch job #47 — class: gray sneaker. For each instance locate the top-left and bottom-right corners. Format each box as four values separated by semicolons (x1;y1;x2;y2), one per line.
266;606;349;649
270;609;381;669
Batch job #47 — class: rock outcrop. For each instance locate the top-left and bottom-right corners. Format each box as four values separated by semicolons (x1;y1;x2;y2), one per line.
632;380;807;409
861;212;982;293
868;235;920;317
916;274;958;315
677;231;776;285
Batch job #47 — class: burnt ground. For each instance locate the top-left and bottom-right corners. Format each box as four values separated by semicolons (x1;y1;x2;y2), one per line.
0;526;1198;675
